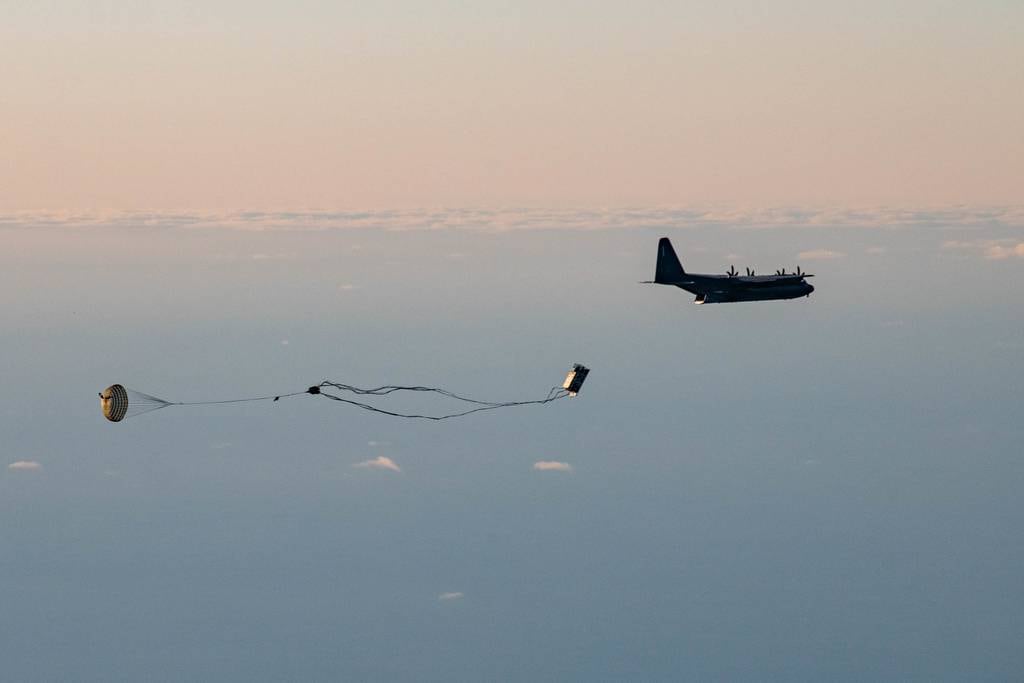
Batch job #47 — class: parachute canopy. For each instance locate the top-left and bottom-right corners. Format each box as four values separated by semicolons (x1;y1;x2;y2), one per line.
99;384;172;422
100;363;590;423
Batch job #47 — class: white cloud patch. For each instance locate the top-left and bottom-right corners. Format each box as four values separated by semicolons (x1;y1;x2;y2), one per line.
8;460;42;471
533;461;573;472
338;283;362;291
985;243;1024;260
438;592;464;601
942;239;1024;260
798;249;845;260
353;456;401;473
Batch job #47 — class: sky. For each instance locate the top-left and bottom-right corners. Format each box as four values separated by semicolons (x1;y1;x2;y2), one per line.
3;2;1024;681
3;0;1022;209
3;212;1024;681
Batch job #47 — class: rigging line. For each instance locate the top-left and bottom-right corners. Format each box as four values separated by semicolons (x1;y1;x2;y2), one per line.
168;390;310;407
317;382;511;406
321;382;571;407
317;389;570;421
317;382;569;407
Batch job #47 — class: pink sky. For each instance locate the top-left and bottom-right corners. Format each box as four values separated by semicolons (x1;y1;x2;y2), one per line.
4;2;1021;210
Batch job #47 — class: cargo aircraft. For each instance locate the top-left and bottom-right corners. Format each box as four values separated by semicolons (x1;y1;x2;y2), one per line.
645;237;814;304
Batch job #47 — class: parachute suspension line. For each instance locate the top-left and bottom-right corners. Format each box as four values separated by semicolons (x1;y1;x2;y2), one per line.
316;381;562;407
314;383;571;421
168;390;310;407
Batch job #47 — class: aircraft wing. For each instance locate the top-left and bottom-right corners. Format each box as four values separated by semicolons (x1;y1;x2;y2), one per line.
641;279;695;286
740;274;811;288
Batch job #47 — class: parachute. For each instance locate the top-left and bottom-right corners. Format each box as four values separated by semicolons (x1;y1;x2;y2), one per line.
99;364;590;423
100;385;172;422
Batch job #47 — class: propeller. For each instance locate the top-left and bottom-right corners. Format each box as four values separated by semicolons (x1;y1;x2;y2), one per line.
795;266;803;276
776;268;786;275
726;265;738;277
745;267;755;276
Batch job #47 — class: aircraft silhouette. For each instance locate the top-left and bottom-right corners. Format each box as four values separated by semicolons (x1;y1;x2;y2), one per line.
644;237;814;304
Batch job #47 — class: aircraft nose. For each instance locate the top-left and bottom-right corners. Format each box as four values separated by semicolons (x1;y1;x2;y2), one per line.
806;283;815;295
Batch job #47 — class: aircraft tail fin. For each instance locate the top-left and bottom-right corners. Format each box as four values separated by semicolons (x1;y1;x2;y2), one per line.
655;237;686;283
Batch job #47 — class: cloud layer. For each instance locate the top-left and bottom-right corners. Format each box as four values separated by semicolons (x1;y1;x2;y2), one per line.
8;460;42;471
4;206;1023;233
353;456;401;473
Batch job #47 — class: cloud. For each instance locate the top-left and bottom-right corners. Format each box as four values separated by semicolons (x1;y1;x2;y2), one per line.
5;206;1023;233
8;460;41;471
985;243;1024;260
942;239;1024;260
353;456;401;473
797;249;845;260
438;592;464;601
533;461;572;472
338;283;362;291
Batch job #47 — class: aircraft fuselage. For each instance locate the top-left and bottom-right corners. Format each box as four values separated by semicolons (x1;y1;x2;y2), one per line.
676;274;814;304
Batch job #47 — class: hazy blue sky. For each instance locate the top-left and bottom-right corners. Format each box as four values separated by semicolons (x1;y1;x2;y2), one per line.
2;210;1023;681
